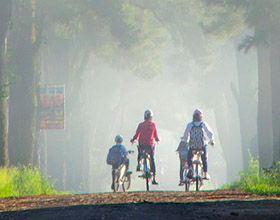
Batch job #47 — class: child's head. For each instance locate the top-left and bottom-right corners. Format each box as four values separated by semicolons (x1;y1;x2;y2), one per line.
144;109;153;121
115;135;123;144
192;109;203;122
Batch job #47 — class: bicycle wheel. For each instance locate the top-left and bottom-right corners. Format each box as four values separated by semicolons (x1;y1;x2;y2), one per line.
195;177;199;191
144;157;150;191
145;171;150;191
183;169;190;192
185;180;190;191
195;165;199;191
122;175;131;192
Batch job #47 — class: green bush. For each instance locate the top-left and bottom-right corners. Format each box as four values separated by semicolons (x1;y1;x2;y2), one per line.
223;157;280;195
0;166;62;198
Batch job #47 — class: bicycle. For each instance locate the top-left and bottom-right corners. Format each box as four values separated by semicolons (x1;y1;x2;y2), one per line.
183;144;208;191
112;150;134;192
138;146;153;191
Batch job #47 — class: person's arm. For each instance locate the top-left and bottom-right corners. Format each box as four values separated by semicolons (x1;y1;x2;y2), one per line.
153;123;160;142
203;122;215;143
182;123;192;142
131;123;141;143
121;145;127;157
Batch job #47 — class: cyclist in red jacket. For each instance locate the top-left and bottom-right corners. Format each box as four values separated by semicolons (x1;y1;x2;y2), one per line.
131;110;160;185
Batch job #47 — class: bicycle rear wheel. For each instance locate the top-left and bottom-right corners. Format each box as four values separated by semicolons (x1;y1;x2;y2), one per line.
183;169;190;192
122;175;131;192
195;177;199;191
144;157;150;191
195;164;199;191
185;181;190;191
145;171;150;191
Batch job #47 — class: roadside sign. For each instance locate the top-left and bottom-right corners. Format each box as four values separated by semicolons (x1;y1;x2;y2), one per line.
39;84;65;129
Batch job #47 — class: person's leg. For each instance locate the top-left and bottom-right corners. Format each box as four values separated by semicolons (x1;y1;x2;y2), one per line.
136;146;143;171
178;155;185;186
180;158;184;180
149;146;158;185
201;146;210;179
187;149;194;178
124;158;129;170
137;146;142;162
187;148;193;168
148;146;156;173
201;146;208;172
111;168;115;190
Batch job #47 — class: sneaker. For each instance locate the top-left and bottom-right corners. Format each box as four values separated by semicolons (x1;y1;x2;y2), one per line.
178;180;184;186
152;178;159;185
136;164;141;172
203;172;210;180
111;183;115;190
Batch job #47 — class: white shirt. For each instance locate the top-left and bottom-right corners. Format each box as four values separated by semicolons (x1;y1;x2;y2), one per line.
182;121;214;143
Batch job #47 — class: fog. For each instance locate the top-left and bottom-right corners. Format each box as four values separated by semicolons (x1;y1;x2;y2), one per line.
4;0;274;194
51;40;257;192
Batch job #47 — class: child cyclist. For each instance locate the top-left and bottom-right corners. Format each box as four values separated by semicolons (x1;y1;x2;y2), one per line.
181;109;215;181
131;110;160;185
108;135;131;190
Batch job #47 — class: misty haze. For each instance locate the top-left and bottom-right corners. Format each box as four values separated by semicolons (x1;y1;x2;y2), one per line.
0;0;279;206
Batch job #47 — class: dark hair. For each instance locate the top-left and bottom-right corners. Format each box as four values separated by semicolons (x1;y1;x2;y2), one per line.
144;114;152;121
193;113;202;122
144;110;153;121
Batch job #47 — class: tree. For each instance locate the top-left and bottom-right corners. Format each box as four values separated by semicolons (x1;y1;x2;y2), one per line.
0;0;12;166
237;0;280;168
8;0;37;165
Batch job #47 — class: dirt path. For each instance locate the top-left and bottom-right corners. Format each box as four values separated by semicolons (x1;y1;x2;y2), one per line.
0;190;279;219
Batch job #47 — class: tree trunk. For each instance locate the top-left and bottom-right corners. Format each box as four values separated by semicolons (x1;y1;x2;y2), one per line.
9;0;37;165
214;98;242;182
0;0;12;166
270;30;280;163
256;39;273;169
232;37;258;169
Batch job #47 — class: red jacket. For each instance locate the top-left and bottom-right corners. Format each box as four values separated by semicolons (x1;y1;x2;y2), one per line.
132;120;160;146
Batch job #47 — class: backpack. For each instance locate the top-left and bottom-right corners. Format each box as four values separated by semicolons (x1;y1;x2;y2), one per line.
189;122;204;149
106;145;122;166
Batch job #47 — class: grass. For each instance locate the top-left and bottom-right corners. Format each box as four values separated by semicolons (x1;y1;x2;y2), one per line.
222;156;280;195
0;166;66;198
